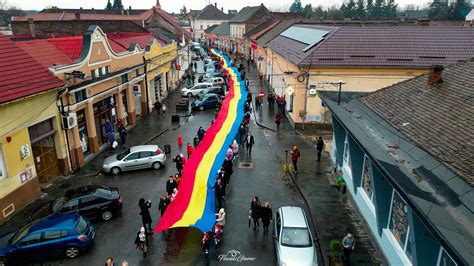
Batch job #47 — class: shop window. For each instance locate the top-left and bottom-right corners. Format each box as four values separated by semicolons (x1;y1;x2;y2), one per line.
437;248;457;266
75;89;88;103
388;191;410;254
361;155;374;201
0;146;6;180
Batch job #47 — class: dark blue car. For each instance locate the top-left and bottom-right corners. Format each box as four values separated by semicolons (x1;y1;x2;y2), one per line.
191;93;222;111
0;214;94;264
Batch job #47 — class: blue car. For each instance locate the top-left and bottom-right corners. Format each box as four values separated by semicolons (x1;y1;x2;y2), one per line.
191;93;222;111
0;214;94;264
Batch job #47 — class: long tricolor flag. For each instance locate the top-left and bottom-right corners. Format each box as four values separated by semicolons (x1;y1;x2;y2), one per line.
155;49;247;233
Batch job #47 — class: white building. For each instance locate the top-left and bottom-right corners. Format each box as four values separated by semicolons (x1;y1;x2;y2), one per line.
193;3;233;41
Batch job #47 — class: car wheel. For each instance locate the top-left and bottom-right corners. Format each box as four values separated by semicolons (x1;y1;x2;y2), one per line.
188;93;193;97
101;210;113;221
110;167;121;175
199;106;204;111
152;161;163;170
65;246;80;258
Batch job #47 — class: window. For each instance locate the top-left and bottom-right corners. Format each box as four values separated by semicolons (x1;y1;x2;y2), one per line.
0;146;6;180
361;155;374;201
75;90;88;103
19;232;42;246
200;25;203;30
43;231;62;240
91;70;96;79
74;216;88;234
79;195;98;207
388;191;410;251
281;228;312;247
125;152;140;160
61;198;79;212
276;217;281;237
437;248;457;266
119;73;129;84
101;67;106;76
140;151;156;158
135;69;140;77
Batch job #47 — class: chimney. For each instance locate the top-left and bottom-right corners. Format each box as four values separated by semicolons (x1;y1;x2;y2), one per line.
215;2;217;7
156;0;161;9
28;18;36;38
75;12;80;20
152;6;157;14
428;65;444;87
221;7;223;12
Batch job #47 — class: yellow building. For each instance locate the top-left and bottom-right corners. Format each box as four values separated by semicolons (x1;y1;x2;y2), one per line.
260;24;474;128
0;35;66;223
144;39;178;110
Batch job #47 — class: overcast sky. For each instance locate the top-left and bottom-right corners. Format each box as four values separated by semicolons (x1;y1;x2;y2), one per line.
10;0;431;12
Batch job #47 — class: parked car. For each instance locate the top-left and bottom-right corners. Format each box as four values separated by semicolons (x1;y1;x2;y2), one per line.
205;77;225;87
204;69;221;79
273;206;318;266
32;185;123;222
181;83;213;97
0;214;95;264
102;145;166;175
191;93;222;111
198;86;225;97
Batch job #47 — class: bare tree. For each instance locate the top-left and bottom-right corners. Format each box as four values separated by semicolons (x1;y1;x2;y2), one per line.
0;0;23;26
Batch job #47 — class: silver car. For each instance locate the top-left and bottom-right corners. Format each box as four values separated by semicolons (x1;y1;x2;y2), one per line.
274;206;318;266
102;145;166;175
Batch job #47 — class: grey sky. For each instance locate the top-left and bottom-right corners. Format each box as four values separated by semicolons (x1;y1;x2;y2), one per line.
11;0;430;12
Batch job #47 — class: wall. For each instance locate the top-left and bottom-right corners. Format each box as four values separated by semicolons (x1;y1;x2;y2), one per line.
194;19;228;40
332;118;453;266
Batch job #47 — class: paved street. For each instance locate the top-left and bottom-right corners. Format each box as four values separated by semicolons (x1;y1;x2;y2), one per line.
0;59;382;266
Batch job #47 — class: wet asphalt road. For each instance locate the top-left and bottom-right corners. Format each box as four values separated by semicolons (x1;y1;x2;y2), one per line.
32;107;307;266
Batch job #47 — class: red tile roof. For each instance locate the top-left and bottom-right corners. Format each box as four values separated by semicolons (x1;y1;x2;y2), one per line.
0;35;64;104
107;32;166;50
47;36;83;61
16;40;73;68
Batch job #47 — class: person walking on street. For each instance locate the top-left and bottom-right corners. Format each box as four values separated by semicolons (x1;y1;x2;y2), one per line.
245;133;255;156
118;123;127;146
342;232;356;266
250;196;261;230
197;126;206;141
238;125;246;145
105;257;116;266
260;202;272;235
154;101;162;116
192;74;196;84
194;61;197;70
275;112;282;131
317;136;325;162
193;135;200;148
214;178;226;210
186;143;194;158
174;154;184;175
166;176;177;195
135;227;151;258
201;232;211;254
138;198;152;232
158;194;170;216
216;208;226;227
290;146;301;173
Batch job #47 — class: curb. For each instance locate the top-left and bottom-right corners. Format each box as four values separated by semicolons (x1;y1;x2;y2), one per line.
251;101;277;132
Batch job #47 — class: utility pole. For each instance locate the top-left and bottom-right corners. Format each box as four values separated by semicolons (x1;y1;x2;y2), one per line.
302;70;309;130
337;80;344;105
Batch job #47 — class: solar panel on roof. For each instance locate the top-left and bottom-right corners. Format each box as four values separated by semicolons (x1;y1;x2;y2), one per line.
280;26;329;52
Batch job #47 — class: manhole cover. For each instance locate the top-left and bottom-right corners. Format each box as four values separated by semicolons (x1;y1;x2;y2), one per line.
238;162;254;169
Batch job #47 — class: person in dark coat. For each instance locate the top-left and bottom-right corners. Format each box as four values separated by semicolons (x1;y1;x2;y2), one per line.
214;178;226;210
197;127;206;141
193;135;200;148
222;157;233;184
317;136;325;162
118;123;127;146
138;198;152;232
166;176;177;195
250;196;261;230
238;125;246;145
260;202;272;235
275;112;282;131
154;101;162;116
158;194;171;216
174;155;184;175
245;133;255;155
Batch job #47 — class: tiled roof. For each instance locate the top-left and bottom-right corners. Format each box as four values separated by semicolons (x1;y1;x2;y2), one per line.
229;5;267;23
243;19;275;38
266;24;339;65
195;5;233;20
0;35;64;104
360;60;474;186
211;22;230;36
255;19;299;46
298;26;474;68
107;32;166;50
16;40;73;68
251;21;280;40
47;36;84;61
204;24;219;34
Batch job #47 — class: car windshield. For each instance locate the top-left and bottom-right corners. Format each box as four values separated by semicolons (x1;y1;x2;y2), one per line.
10;223;32;244
281;227;312;247
117;149;130;160
52;196;69;213
74;216;88;234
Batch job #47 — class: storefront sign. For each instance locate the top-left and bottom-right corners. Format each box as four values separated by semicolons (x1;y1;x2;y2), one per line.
133;84;141;96
20;167;33;184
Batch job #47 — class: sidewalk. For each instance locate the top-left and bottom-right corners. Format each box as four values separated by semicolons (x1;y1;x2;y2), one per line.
246;62;385;265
